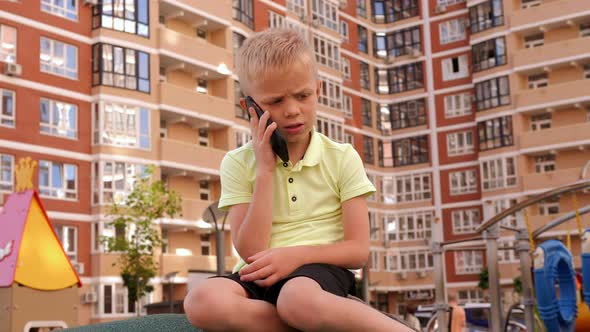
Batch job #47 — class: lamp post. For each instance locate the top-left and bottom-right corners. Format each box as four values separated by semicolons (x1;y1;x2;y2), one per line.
164;271;179;313
202;201;228;275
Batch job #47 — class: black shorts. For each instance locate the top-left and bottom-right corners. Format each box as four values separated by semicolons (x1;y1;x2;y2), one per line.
213;263;356;305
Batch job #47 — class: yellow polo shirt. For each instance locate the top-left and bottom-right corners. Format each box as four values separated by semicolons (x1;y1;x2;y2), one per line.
218;130;376;273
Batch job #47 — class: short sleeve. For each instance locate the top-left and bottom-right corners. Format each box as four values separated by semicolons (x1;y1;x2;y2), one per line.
218;153;253;211
338;146;376;202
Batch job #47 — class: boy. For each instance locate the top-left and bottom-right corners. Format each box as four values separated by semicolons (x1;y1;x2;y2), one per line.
184;28;414;332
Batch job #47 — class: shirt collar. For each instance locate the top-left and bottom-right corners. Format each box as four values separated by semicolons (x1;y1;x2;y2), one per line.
275;128;323;167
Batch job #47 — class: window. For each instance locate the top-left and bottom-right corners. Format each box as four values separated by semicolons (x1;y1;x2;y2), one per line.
313;34;340;70
437;0;466;5
363;136;374;164
40;37;77;79
93;102;150;149
40;98;77;139
528;73;548;89
530;113;551;131
319;75;342;110
584;64;590;79
233;0;254;29
92;43;150;93
92;0;149;37
235;130;251;148
369;211;379;240
0;24;17;63
524;33;544;48
442;55;469;81
383;210;433;242
372;27;421;59
345;133;354;145
372;0;420;24
492;198;518;228
343;95;352;117
469;0;504;34
360;61;370;90
447;130;474;156
521;0;541;9
316;116;344;142
369;250;379;271
455;250;483;274
39;160;77;200
268;10;285;28
0;89;15;127
478;116;513;151
450;169;478;195
42;0;77;21
340;21;349;41
366;173;376;201
92;161;147;205
233;33;247;70
0;154;14;192
539;197;560;215
357;0;367;18
392;135;429;167
394;172;432;203
361;98;372;127
234;81;248;120
452;209;481;234
378;99;426;134
475;76;510;111
385;249;433;272
472;37;506;72
580;23;590;37
200;234;211;255
458;289;484;304
358;26;368;53
534;154;555;173
480;156;517;191
498;240;518;263
445;93;472;118
342;58;350;79
100;283;150;315
198;128;208;147
440;19;467;44
54;224;77;261
375;63;424;94
312;0;338;32
287;0;306;18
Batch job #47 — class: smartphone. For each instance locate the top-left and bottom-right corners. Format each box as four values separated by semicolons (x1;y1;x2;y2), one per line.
245;96;290;163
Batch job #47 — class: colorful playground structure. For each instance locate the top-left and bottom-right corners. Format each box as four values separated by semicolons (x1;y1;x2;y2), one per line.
0;158;82;331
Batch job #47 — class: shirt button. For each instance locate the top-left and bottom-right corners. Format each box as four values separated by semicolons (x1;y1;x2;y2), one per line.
288;178;294;183
291;196;297;202
283;162;288;168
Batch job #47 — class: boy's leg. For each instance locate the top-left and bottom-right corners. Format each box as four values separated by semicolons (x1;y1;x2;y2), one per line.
276;277;414;332
183;277;298;332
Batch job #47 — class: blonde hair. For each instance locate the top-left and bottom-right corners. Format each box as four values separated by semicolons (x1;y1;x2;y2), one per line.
236;28;317;95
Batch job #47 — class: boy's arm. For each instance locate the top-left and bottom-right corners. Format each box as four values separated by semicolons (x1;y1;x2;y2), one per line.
239;195;370;286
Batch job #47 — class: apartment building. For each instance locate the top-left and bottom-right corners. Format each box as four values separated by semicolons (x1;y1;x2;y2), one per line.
0;0;588;326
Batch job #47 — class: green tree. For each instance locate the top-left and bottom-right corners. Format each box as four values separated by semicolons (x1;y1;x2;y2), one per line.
478;267;489;291
513;276;522;295
102;166;182;315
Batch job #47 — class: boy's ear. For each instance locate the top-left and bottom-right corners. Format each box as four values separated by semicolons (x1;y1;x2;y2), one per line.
316;79;322;99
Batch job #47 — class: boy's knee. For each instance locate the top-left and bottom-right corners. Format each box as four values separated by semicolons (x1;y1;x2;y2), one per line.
276;277;326;330
184;283;223;327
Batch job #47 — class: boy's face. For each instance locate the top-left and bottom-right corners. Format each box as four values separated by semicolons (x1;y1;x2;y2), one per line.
241;59;320;145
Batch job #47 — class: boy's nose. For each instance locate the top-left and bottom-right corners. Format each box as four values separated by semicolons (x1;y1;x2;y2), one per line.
283;99;301;117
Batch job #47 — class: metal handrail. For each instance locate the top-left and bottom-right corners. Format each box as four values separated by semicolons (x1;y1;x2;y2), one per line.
532;204;590;239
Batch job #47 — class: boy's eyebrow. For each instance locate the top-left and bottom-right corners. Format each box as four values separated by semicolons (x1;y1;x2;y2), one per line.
260;88;314;103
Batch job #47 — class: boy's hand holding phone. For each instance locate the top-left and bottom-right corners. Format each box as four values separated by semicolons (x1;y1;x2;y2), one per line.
248;106;279;174
246;96;290;168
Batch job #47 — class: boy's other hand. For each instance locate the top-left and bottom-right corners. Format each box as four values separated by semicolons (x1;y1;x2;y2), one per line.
238;246;306;287
250;107;278;174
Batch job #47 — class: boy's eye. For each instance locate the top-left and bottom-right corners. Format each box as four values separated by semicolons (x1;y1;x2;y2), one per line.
297;94;310;100
270;99;283;105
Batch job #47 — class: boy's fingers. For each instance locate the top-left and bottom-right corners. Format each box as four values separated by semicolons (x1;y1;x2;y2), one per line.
261;122;277;143
247;250;267;263
240;265;273;282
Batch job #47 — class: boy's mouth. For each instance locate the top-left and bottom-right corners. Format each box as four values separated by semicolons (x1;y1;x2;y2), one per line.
283;123;305;135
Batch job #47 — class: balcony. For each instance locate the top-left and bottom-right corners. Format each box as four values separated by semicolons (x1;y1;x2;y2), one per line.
160;254;237;277
176;198;213;221
520;122;590;150
159;82;234;122
516;79;590;111
511;0;590;30
160;0;232;23
159;27;232;69
522;168;580;191
160;138;226;172
513;37;590;70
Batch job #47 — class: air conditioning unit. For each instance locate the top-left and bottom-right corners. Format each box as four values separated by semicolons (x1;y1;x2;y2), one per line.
410;48;422;58
338;0;347;9
82;292;98;303
4;63;22;77
83;0;99;5
417;270;427;278
397;271;407;280
384;54;396;64
435;5;447;13
311;18;321;28
73;262;85;274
